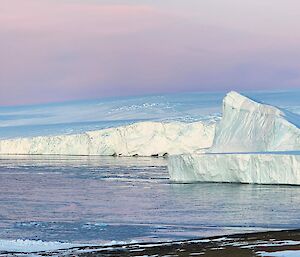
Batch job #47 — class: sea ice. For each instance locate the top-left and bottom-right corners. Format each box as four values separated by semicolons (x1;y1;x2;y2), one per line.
0;239;77;253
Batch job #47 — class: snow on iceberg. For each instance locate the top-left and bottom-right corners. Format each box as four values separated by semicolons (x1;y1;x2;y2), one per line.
210;91;300;152
168;91;300;185
0;121;215;157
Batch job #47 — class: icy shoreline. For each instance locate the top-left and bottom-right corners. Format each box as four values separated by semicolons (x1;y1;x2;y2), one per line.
2;230;300;256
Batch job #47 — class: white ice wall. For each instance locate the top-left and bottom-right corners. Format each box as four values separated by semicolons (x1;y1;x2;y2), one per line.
168;153;300;185
209;91;300;152
168;91;300;185
0;121;215;157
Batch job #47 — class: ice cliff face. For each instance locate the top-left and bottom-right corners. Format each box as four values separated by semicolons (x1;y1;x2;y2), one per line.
168;91;300;185
168;152;300;185
210;91;300;152
0;121;215;157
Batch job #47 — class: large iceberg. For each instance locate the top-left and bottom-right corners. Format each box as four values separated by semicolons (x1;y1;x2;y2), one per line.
210;91;300;152
169;91;300;185
0;121;215;157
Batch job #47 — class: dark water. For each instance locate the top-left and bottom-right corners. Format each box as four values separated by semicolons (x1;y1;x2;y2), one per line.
0;155;300;245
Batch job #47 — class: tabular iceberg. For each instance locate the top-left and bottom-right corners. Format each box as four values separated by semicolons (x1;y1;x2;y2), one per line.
169;91;300;185
0;121;215;157
168;153;300;185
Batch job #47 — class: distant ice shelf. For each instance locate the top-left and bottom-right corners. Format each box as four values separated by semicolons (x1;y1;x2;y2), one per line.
0;121;215;157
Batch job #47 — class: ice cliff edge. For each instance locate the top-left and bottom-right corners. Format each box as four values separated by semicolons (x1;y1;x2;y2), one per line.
169;91;300;185
210;91;300;152
0;121;215;157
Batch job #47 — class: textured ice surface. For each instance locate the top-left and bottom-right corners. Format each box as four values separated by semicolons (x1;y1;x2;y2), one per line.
210;91;300;152
168;91;300;185
0;121;215;156
169;153;300;185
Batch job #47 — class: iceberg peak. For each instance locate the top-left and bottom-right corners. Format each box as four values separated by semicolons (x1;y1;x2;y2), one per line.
223;91;282;117
224;91;253;106
210;91;300;152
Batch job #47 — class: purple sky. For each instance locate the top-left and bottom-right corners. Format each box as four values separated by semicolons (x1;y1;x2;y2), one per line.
1;0;300;105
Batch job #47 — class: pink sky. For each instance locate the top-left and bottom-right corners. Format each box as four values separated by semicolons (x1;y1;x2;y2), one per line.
1;0;300;105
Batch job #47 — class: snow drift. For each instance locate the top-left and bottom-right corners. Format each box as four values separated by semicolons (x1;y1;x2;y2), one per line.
168;91;300;185
0;121;215;157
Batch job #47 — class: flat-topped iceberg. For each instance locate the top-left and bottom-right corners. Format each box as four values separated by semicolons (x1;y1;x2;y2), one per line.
0;121;215;157
169;152;300;185
169;91;300;185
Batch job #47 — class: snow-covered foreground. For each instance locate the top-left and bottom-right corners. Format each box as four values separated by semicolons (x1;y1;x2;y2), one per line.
0;238;139;253
0;239;77;253
169;91;300;185
3;230;300;256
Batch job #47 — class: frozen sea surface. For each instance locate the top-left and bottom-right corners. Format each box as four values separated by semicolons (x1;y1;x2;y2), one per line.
1;90;300;139
0;155;300;247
